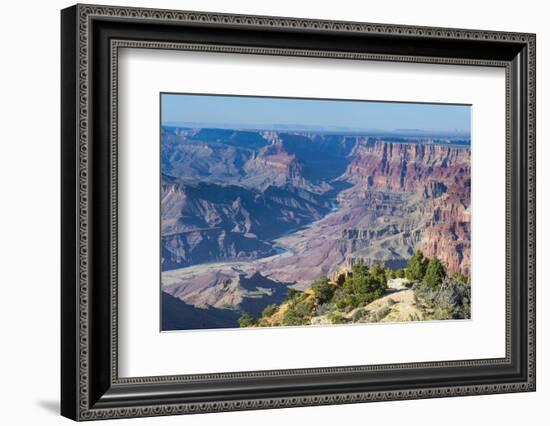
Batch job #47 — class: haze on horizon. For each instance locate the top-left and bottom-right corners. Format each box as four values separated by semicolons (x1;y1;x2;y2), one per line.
161;93;471;137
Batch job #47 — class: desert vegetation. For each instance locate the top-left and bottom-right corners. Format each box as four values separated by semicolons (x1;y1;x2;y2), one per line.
238;250;470;328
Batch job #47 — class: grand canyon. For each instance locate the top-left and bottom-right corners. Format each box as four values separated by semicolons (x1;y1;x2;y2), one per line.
160;126;471;330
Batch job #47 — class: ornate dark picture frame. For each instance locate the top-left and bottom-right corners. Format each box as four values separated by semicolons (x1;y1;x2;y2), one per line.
61;4;536;421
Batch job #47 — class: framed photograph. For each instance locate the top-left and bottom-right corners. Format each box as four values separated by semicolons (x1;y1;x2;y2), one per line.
61;4;536;421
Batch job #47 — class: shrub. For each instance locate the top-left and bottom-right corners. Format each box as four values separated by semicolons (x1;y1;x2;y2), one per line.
351;262;370;276
285;288;301;301
407;313;421;322
423;257;446;288
395;268;406;279
345;272;375;295
344;271;386;302
328;311;349;324
332;263;388;311
282;309;303;326
414;277;471;320
451;272;469;285
334;290;357;311
315;302;332;316
406;250;428;281
435;278;470;318
335;272;346;287
374;307;391;322
385;267;396;282
351;308;367;322
369;263;387;282
311;276;335;304
238;313;257;328
282;298;315;326
261;304;278;318
296;299;315;316
432;307;454;320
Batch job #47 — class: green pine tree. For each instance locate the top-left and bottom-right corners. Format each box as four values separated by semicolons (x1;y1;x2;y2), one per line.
311;276;335;304
406;250;428;281
423;257;447;288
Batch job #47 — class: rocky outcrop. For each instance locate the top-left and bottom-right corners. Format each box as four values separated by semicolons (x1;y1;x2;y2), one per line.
421;222;470;277
344;140;470;191
243;133;310;190
341;140;471;275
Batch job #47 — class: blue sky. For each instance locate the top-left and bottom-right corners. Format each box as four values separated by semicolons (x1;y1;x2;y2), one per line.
161;93;470;136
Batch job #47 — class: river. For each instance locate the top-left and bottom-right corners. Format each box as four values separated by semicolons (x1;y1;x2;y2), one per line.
162;198;343;285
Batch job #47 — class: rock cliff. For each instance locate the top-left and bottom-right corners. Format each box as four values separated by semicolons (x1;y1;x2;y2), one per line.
341;140;470;275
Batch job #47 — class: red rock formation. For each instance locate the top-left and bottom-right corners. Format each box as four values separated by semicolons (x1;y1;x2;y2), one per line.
345;140;471;276
345;140;470;193
421;223;470;277
243;133;312;190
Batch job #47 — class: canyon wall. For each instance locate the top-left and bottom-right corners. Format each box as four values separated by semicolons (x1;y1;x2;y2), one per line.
341;140;471;275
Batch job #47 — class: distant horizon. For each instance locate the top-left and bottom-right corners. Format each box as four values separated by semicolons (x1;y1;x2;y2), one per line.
161;93;471;138
161;121;471;139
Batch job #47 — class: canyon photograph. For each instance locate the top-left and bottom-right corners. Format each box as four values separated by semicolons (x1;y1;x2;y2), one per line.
160;93;472;331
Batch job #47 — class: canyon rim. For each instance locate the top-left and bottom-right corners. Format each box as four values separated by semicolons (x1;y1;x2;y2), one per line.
160;94;472;331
